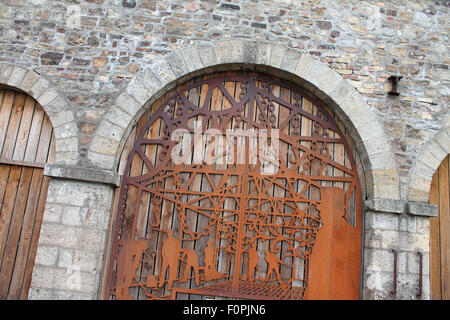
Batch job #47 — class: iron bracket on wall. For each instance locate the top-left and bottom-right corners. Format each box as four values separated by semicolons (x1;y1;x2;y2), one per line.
390;249;398;299
387;75;403;96
416;252;423;300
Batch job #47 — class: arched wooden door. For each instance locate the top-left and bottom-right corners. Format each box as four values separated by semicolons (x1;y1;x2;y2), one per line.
105;72;363;300
430;154;450;299
0;88;55;299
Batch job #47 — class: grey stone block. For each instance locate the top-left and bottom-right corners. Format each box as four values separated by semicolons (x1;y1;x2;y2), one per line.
18;70;39;92
44;164;120;186
35;245;58;267
256;41;272;65
280;48;301;74
365;199;438;217
213;40;231;65
407;202;438;217
0;64;14;83
180;47;203;73
7;66;27;87
198;45;217;68
230;39;245;63
243;41;258;64
151;58;176;86
165;51;189;79
29;77;50;99
55;137;78;153
87;151;115;171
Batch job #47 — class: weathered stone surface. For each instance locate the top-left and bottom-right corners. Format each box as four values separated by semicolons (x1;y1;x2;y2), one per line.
197;45;216;68
408;173;432;202
179;47;203;73
18;70;39;91
294;54;317;82
435;129;450;153
372;168;400;200
40;52;64;65
213;40;231;64
43;203;62;223
37;88;59;106
35;246;58;267
365;199;437;217
44;164;120;186
165;52;188;78
92;57;108;68
364;208;431;300
280;49;301;74
87;150;115;170
256;42;272;65
30;179;113;298
150;58;176;86
29;77;50;98
7;66;27;86
316;21;332;30
0;0;444;301
0;64;14;83
115;92;141;116
230;39;245;64
268;43;285;69
128;78;153;105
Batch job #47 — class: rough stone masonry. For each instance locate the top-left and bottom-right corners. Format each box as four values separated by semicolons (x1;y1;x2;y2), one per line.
0;0;448;300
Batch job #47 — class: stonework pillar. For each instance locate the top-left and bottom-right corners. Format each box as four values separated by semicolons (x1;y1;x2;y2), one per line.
28;174;114;300
362;199;437;300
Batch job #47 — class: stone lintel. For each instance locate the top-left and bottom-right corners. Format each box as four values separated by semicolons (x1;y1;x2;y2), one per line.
44;164;120;186
365;199;438;217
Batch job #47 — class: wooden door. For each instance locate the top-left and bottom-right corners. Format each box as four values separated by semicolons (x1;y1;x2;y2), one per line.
104;72;363;300
430;154;450;299
0;88;55;299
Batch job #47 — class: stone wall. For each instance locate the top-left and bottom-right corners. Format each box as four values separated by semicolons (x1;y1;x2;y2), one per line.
28;179;113;299
363;210;431;300
0;0;448;199
0;0;448;300
362;198;437;300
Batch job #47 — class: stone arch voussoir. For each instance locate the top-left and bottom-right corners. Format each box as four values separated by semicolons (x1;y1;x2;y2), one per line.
408;126;450;202
0;63;79;166
89;40;399;200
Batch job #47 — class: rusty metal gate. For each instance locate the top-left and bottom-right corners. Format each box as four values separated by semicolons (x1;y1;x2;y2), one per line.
105;73;362;300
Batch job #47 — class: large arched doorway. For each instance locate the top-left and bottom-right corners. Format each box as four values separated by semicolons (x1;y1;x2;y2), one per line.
0;88;55;299
104;71;363;300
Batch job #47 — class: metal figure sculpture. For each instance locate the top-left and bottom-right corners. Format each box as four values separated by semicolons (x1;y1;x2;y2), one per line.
158;230;179;290
264;249;283;284
247;242;259;282
106;74;362;300
180;248;200;286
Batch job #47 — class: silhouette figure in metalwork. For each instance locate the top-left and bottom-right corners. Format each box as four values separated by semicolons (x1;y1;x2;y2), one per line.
248;242;259;281
203;240;215;272
116;240;149;299
181;248;200;286
201;240;225;282
264;249;282;284
158;230;179;290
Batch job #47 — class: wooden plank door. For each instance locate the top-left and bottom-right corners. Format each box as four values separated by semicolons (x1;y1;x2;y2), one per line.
0;88;55;299
430;155;450;300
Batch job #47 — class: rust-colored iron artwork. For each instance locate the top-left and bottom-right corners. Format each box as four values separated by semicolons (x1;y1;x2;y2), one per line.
106;74;362;300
